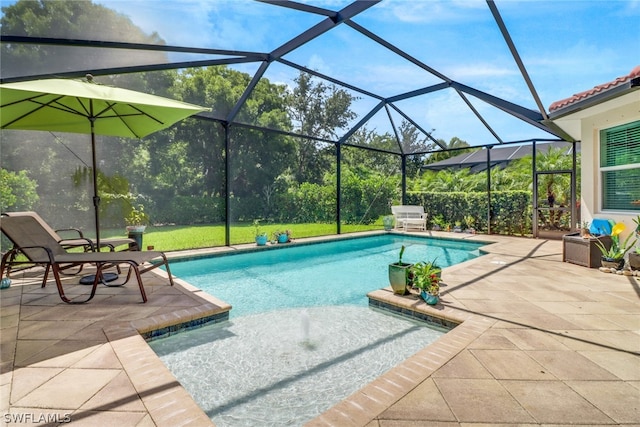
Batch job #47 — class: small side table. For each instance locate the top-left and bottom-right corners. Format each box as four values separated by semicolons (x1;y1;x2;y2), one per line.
562;232;612;268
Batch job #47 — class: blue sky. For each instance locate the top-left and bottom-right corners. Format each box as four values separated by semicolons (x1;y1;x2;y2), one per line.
6;0;640;145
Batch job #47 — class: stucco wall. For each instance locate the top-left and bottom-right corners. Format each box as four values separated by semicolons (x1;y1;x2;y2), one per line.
553;90;640;241
579;94;639;240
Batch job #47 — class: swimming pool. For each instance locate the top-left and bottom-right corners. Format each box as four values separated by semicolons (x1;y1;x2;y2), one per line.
166;234;486;317
150;234;486;426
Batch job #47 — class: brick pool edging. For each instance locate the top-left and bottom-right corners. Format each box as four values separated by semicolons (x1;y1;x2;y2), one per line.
305;288;495;426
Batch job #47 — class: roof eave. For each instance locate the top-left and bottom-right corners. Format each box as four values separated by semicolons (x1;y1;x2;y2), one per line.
548;77;640;120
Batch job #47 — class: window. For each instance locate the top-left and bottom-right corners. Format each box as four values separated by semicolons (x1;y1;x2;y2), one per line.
600;121;640;211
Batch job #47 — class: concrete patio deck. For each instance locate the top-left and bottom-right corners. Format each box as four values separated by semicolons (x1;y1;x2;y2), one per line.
1;232;638;426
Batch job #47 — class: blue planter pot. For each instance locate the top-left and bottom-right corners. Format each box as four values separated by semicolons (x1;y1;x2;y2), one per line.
277;234;289;244
420;290;439;305
255;235;268;246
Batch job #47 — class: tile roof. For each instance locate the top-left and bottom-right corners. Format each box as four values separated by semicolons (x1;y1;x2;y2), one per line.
549;65;640;112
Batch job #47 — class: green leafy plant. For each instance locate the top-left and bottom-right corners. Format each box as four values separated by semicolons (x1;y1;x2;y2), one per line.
595;221;637;261
273;229;292;242
253;219;267;238
411;260;441;295
125;204;149;226
393;245;412;266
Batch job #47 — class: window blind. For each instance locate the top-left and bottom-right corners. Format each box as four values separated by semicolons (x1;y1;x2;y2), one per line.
600;121;640;167
602;169;640;211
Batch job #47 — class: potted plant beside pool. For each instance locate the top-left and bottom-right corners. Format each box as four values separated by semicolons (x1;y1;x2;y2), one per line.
388;245;412;295
273;230;291;244
254;220;268;246
382;215;394;231
594;221;637;271
125;204;149;250
411;260;442;305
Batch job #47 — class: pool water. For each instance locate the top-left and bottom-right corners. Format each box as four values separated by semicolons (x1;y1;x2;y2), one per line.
151;234;486;426
167;234;485;317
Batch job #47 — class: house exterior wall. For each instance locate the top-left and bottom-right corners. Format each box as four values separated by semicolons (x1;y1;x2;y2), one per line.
552;90;640;240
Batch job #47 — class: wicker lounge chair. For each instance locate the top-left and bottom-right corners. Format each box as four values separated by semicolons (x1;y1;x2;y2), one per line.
0;213;174;303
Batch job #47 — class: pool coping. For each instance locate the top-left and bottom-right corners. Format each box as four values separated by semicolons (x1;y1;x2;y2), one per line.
303;289;495;426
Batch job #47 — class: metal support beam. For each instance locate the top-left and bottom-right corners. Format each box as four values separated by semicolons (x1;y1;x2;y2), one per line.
224;122;231;246
487;0;549;120
336;143;342;234
571;141;577;232
532;141;538;237
401;155;407;205
226;61;270;123
486;147;492;235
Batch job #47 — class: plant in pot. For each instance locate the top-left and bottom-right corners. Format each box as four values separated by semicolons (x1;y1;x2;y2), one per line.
629;215;640;270
464;215;476;234
595;221;637;270
273;229;292;244
411;260;441;305
382;215;394;231
125;204;149;250
388;245;412;295
125;204;149;233
254;219;268;246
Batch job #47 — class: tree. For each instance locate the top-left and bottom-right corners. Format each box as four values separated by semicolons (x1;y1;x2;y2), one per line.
1;0;166;78
425;137;472;164
169;66;295;220
0;0;173;227
286;72;358;183
0;168;39;212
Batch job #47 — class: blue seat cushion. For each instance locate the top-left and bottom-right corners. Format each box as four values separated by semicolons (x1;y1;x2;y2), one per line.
590;218;612;236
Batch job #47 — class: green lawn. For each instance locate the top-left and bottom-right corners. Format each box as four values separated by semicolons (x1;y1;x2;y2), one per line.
102;222;383;252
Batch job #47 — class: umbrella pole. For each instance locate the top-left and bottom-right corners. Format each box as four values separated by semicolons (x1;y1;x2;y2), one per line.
90;117;101;250
79;115;119;287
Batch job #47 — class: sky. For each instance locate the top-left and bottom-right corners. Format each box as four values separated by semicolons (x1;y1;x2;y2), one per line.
4;0;640;146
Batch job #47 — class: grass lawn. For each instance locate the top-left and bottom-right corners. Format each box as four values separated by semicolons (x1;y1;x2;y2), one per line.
102;222;383;252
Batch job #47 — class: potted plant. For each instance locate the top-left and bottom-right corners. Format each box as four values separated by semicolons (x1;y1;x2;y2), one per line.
125;204;149;233
273;230;291;244
254;220;268;246
464;215;476;234
411;260;441;305
595;221;637;270
431;215;445;231
382;215;394;231
388;245;412;295
125;204;149;250
629;216;640;270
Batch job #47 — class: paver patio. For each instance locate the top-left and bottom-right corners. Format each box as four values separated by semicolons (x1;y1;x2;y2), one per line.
1;232;638;426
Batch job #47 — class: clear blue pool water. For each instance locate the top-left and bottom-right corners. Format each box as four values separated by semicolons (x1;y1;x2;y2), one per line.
151;234;486;426
168;234;485;317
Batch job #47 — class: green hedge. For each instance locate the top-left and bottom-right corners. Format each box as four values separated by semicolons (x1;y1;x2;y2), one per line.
407;190;532;235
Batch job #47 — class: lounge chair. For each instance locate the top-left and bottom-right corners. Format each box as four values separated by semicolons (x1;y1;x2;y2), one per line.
0;214;174;303
1;211;136;279
3;211;137;251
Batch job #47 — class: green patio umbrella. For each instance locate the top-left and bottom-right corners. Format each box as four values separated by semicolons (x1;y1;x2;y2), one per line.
0;75;210;248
